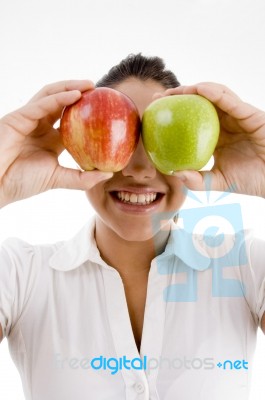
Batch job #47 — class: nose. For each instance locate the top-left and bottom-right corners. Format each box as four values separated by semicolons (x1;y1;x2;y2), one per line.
121;136;157;180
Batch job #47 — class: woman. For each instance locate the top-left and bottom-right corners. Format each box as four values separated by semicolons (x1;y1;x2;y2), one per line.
0;53;265;399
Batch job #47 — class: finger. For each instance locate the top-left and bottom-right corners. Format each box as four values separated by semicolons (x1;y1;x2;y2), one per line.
165;83;241;99
163;86;189;96
173;170;230;192
1;90;82;137
165;84;242;116
189;84;265;135
166;83;265;135
167;82;255;120
152;92;165;101
29;80;95;102
220;114;244;134
51;167;113;191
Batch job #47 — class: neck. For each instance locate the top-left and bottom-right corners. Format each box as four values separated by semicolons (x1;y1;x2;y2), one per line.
94;217;170;278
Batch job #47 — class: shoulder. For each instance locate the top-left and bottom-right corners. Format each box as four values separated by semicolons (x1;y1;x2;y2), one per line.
0;237;66;306
0;237;65;338
0;236;64;271
0;217;97;275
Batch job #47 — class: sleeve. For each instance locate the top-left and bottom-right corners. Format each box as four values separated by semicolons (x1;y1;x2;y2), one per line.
0;238;38;338
243;233;265;327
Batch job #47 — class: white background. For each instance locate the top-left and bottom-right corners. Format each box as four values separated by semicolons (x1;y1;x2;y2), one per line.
0;0;265;398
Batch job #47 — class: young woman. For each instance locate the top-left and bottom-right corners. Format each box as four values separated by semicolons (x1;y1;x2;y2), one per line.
0;54;265;400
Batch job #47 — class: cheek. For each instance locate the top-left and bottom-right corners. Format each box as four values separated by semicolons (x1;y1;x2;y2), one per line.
164;177;187;211
85;184;106;212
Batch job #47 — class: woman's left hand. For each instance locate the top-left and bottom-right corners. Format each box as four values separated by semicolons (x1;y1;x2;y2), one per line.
161;83;265;198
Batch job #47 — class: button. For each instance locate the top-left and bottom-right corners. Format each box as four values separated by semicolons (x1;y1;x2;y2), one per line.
134;382;145;394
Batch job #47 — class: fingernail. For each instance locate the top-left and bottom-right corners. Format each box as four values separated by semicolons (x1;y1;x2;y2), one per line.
97;172;114;180
172;171;187;181
153;93;164;100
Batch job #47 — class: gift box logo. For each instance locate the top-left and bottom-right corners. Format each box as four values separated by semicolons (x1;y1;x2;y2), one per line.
153;183;248;302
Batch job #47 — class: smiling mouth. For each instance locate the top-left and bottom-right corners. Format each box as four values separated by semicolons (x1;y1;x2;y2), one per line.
111;191;163;205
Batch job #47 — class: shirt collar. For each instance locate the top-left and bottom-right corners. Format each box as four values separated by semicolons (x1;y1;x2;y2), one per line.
160;223;211;271
49;215;105;271
49;216;211;272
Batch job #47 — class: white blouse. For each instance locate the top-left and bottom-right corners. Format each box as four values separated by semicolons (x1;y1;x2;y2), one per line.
0;217;264;400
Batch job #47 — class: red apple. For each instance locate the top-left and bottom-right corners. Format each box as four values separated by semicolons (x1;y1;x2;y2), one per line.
60;87;141;172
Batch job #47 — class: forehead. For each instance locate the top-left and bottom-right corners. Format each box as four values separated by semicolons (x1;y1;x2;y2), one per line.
113;78;165;117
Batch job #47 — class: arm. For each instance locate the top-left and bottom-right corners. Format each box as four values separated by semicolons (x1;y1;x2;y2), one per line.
159;83;265;334
0;81;114;344
0;80;113;208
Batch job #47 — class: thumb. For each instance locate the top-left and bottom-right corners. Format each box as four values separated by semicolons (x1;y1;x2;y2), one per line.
53;167;113;191
173;170;228;192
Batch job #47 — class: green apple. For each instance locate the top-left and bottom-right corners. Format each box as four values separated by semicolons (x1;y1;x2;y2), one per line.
142;94;220;174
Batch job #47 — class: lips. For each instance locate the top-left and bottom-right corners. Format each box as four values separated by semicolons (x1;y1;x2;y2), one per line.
108;187;165;212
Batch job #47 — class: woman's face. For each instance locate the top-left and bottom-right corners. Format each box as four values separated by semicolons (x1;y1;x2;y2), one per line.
86;77;187;241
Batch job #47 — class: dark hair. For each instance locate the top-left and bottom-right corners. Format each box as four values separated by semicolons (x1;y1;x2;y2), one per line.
96;53;180;89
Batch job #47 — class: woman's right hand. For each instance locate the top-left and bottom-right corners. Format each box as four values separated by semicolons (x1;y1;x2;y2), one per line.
0;80;113;208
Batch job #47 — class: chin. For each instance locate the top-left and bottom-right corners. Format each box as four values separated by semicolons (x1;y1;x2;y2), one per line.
118;226;155;242
104;213;173;243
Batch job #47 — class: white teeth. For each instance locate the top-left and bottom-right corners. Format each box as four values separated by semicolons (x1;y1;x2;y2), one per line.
130;193;138;203
138;194;146;203
116;191;158;205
